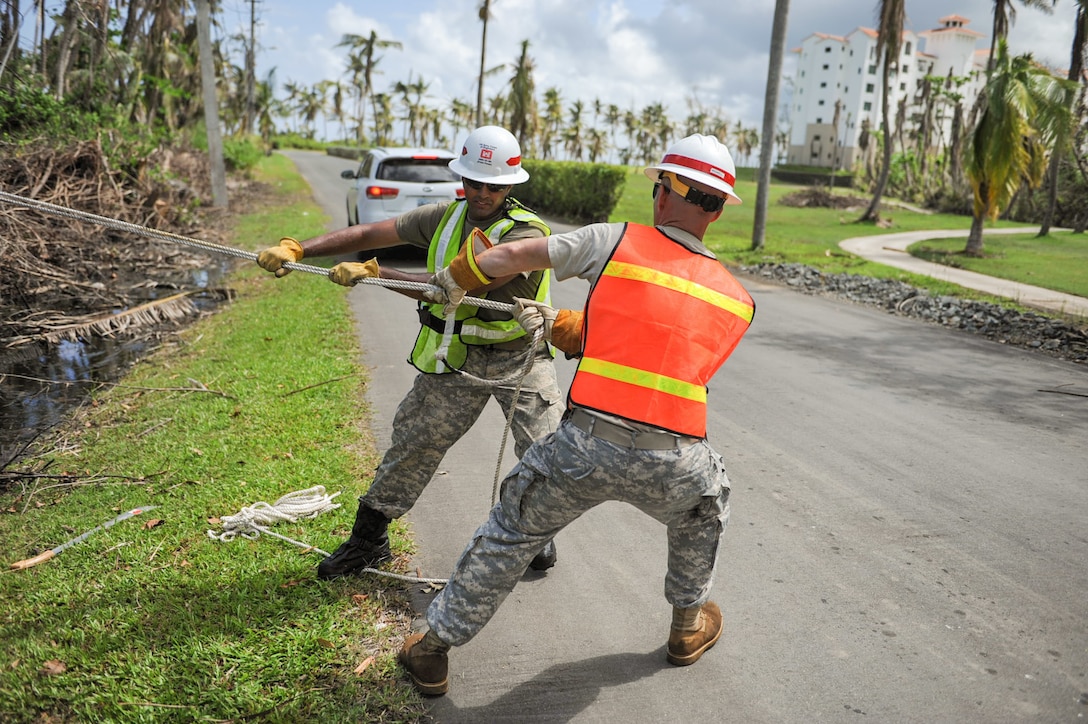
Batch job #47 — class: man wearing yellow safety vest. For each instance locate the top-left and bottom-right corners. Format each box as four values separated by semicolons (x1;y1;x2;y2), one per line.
255;126;562;578
396;134;756;697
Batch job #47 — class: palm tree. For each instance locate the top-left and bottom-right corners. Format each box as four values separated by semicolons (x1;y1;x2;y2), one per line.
586;128;608;163
962;40;1076;255
565;100;586;161
604;103;621;162
370;92;395;145
394;74;431;145
988;0;1056;73
1039;0;1087;236
506;39;538;150
754;0;790;251
338;31;403;145
859;0;905;223
476;0;493;127
540;87;563;160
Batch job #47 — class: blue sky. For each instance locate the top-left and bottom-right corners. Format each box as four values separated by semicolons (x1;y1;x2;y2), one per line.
228;0;1076;145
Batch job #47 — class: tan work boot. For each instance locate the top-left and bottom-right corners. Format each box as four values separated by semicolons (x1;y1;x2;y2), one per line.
398;630;450;696
666;601;722;666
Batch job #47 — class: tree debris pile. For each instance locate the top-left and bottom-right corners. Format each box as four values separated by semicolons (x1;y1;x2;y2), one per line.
743;262;1088;364
0;140;232;353
779;187;873;210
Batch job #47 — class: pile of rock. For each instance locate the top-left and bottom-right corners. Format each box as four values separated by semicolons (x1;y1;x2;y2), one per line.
740;262;1088;365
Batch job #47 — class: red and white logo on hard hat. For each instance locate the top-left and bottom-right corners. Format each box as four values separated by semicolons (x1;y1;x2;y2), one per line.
480;148;493;161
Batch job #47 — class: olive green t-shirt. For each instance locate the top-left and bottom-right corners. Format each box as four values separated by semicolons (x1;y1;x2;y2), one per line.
394;200;549;321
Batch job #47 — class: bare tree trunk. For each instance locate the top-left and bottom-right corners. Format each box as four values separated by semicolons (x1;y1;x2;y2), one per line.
475;0;490;128
0;0;21;83
965;178;989;256
861;63;894;221
1039;5;1086;236
53;1;80;99
966;206;987;256
753;0;790;251
196;0;228;208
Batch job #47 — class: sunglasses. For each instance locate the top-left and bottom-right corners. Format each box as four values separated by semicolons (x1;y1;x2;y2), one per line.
463;178;511;193
653;172;725;213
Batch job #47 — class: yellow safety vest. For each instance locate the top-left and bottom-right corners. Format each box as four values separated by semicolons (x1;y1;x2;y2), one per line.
409;199;552;373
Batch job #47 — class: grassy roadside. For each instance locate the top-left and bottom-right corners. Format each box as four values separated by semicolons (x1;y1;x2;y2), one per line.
0;153;428;723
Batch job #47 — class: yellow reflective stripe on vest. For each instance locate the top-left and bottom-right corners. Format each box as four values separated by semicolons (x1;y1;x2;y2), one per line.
579;357;707;403
602;260;755;323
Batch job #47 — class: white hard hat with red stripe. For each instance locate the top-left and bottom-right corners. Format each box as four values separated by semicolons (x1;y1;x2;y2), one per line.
448;125;530;185
644;134;742;206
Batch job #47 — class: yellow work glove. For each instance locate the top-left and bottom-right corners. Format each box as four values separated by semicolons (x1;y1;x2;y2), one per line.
512;298;557;339
256;237;304;277
512;298;583;354
328;257;380;287
423;228;494;315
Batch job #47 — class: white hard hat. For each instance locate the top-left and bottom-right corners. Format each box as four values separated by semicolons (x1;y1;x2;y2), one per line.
644;134;742;205
448;125;530;185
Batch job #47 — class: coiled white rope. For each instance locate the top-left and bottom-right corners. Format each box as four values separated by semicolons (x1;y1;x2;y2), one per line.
206;485;449;584
206;485;342;543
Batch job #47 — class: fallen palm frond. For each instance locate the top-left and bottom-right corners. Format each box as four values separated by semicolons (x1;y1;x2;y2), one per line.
2;288;236;349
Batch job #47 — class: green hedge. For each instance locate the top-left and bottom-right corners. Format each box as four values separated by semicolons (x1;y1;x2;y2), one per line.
518;159;628;224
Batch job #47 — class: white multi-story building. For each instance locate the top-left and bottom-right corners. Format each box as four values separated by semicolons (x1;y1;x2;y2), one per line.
786;14;989;170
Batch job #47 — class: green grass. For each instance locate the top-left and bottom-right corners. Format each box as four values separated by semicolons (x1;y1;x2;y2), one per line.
0;153;428;723
910;231;1088;299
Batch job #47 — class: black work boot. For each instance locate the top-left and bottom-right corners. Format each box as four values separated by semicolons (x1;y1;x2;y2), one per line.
528;539;557;571
398;629;450;696
317;501;392;580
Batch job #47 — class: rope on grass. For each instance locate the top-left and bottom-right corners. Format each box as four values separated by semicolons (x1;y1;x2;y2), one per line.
206;485;449;585
206;485;342;542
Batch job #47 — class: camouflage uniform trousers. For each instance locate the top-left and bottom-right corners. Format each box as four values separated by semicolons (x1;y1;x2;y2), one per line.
362;345;563;518
426;414;732;646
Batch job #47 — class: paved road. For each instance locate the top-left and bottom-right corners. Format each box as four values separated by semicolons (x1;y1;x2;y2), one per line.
840;229;1088;319
283;151;1088;723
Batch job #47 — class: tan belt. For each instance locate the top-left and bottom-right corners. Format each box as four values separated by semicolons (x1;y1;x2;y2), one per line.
566;408;700;450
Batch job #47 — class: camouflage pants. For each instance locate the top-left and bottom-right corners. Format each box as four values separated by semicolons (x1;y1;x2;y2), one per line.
426;416;732;646
362;345;563;518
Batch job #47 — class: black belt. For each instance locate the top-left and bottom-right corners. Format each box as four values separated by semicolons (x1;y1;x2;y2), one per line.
566;408;700;450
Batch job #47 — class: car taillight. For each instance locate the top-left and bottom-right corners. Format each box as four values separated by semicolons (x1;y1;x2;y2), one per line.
365;186;399;199
456;188;466;198
411;155;439;160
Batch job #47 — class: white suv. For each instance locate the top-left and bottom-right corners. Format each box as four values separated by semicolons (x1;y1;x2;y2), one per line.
341;147;464;226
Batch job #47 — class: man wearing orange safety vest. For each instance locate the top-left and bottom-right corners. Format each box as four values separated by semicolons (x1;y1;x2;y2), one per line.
395;134;756;697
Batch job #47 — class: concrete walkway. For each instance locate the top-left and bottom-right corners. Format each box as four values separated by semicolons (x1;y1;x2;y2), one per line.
839;227;1088;319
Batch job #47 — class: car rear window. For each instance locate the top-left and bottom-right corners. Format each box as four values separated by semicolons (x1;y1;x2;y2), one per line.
378;159;460;183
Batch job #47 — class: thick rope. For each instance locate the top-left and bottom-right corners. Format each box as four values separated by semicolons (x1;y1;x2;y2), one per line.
0;189;513;313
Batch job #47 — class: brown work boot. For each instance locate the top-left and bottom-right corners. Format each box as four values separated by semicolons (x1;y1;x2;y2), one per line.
398;630;449;696
666;601;722;666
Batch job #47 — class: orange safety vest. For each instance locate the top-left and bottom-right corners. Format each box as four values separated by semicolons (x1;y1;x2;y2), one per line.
568;223;755;437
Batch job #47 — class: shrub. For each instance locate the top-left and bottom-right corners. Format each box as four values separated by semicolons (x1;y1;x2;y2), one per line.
518;160;627;223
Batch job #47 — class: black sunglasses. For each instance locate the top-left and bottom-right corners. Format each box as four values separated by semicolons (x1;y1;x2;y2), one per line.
463;178;510;193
